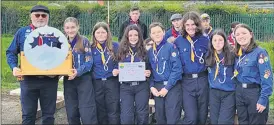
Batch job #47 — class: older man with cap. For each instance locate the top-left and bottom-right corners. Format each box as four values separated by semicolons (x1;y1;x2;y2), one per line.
164;13;183;43
6;5;59;124
201;13;214;37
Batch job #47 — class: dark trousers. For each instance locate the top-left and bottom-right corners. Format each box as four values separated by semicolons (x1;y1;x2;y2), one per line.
120;81;149;124
236;84;269;124
63;73;97;124
153;81;182;124
209;88;235;124
20;76;58;124
181;75;209;124
93;77;120;124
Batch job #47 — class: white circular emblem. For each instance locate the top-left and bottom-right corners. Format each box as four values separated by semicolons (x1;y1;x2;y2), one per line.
172;52;177;57
24;26;69;70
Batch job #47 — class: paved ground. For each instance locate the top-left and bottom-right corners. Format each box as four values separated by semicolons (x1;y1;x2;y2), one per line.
1;93;68;124
1;92;274;124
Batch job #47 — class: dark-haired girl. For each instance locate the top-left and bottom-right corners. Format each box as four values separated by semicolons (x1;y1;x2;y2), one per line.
114;25;151;124
205;29;235;124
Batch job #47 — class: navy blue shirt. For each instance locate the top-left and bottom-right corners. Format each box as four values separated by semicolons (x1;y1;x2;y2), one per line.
122;46;142;62
69;36;93;77
148;40;182;90
234;47;273;107
174;34;209;74
6;26;33;70
91;42;119;79
208;53;235;91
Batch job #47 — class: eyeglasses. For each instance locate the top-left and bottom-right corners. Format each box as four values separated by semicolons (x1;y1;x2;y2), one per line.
34;14;47;18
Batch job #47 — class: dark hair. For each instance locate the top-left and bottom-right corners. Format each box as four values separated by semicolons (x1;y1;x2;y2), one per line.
130;6;140;12
117;25;146;62
229;21;240;34
205;29;235;67
144;37;152;45
181;11;204;37
91;22;115;59
64;17;84;52
234;24;258;55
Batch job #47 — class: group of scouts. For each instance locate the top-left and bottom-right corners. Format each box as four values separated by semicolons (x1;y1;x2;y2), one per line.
6;5;273;125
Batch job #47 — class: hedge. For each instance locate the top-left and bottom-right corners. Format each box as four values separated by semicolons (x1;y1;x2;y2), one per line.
1;1;274;41
2;1;273;27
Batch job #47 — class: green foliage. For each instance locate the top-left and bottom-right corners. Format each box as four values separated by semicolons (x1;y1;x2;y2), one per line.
164;4;184;13
49;8;67;30
64;4;81;18
1;1;274;41
1;37;17;84
197;3;247;14
257;41;274;70
18;6;32;27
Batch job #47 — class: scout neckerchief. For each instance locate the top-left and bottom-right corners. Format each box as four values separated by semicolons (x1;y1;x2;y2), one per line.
70;36;77;49
171;26;179;38
30;24;36;31
186;35;195;62
130;18;139;25
207;26;213;35
68;36;78;69
153;40;165;73
231;48;246;79
96;42;111;71
129;46;137;63
186;35;205;64
214;51;224;80
96;42;106;65
30;24;43;46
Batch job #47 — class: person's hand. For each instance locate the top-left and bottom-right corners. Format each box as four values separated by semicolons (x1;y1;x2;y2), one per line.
68;69;77;80
167;36;176;43
144;70;151;77
150;87;159;97
257;103;266;113
112;69;119;76
158;88;168;97
13;67;22;77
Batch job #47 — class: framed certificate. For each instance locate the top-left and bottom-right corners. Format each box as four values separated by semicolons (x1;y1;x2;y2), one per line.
118;62;146;82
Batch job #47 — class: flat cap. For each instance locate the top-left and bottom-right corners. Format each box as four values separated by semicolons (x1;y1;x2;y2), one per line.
170;14;182;21
30;5;50;14
201;13;210;20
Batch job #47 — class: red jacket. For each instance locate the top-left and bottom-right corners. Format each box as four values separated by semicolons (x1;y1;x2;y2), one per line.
228;33;235;46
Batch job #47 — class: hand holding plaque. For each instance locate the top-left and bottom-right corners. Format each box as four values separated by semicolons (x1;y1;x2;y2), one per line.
18;26;73;76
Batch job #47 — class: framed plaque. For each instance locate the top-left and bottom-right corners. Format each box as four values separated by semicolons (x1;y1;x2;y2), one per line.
17;26;73;75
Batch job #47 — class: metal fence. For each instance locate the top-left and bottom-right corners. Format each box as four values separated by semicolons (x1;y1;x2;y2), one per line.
2;12;274;41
